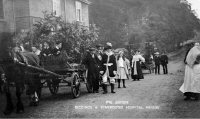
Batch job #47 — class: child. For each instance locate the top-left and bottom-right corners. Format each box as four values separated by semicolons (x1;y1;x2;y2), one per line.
116;51;130;88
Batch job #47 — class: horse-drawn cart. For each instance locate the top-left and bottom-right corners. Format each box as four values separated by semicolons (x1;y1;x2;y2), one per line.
17;53;87;98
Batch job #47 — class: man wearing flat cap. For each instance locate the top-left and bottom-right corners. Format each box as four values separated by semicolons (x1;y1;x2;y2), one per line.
100;42;117;94
82;47;100;93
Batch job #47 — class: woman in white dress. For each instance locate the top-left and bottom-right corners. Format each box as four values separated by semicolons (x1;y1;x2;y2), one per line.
131;50;145;81
179;44;200;100
116;51;130;88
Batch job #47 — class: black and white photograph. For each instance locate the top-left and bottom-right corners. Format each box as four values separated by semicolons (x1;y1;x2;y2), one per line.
0;0;200;118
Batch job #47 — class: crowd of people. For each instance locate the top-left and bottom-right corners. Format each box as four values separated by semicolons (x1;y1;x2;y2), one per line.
13;41;63;59
82;42;169;94
31;42;63;57
3;40;200;102
3;39;200;102
0;41;169;95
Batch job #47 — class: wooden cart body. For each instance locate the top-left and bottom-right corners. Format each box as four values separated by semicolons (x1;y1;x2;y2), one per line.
18;54;87;98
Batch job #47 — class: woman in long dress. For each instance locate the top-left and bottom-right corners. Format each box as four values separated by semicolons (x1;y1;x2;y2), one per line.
179;44;200;100
116;51;130;88
131;50;145;81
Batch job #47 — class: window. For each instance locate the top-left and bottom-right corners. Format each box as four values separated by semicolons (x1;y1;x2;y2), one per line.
53;0;61;16
0;0;4;19
75;1;82;22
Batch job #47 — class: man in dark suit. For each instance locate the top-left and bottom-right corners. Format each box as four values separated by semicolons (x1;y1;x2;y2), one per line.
96;44;104;87
154;52;161;74
82;48;100;93
160;52;168;74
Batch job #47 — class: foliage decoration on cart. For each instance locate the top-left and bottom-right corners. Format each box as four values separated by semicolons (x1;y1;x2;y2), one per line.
13;11;99;63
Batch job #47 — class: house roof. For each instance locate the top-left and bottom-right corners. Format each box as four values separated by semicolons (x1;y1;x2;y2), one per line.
78;0;91;5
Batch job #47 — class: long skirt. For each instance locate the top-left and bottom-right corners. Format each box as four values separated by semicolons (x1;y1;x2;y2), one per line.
180;64;200;93
117;67;128;80
131;61;144;79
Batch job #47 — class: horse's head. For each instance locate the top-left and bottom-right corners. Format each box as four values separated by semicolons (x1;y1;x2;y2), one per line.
2;47;15;64
0;45;23;66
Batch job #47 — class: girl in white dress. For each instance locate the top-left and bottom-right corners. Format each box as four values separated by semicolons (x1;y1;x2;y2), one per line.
116;51;130;88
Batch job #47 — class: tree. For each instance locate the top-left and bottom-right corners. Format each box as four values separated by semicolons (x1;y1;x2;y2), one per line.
90;0;200;52
13;11;99;61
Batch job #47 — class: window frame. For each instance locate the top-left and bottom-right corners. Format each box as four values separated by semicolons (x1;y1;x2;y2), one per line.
75;1;82;22
52;0;61;16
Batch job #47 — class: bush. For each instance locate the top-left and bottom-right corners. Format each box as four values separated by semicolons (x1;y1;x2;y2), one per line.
13;11;99;63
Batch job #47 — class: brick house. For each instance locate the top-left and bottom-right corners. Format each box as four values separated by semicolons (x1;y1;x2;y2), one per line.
0;0;90;33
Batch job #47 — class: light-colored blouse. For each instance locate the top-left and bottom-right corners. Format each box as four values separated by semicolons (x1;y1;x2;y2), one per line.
131;54;145;67
118;57;124;67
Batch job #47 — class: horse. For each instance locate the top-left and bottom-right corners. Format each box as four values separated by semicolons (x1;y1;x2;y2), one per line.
0;33;42;115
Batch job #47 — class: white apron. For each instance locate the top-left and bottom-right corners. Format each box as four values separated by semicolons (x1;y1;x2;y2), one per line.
180;46;200;93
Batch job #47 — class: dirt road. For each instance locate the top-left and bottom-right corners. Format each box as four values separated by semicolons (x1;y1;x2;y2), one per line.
0;58;200;118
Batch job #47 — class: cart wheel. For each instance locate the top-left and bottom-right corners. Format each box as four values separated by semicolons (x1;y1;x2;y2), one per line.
71;74;81;98
47;79;59;95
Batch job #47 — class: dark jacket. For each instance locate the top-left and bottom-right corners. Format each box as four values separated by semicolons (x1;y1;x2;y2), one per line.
82;52;99;75
154;56;161;65
160;54;168;65
100;52;117;77
40;48;52;57
52;47;62;56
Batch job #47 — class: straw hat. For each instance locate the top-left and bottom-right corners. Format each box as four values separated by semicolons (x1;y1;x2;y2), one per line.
155;52;160;55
